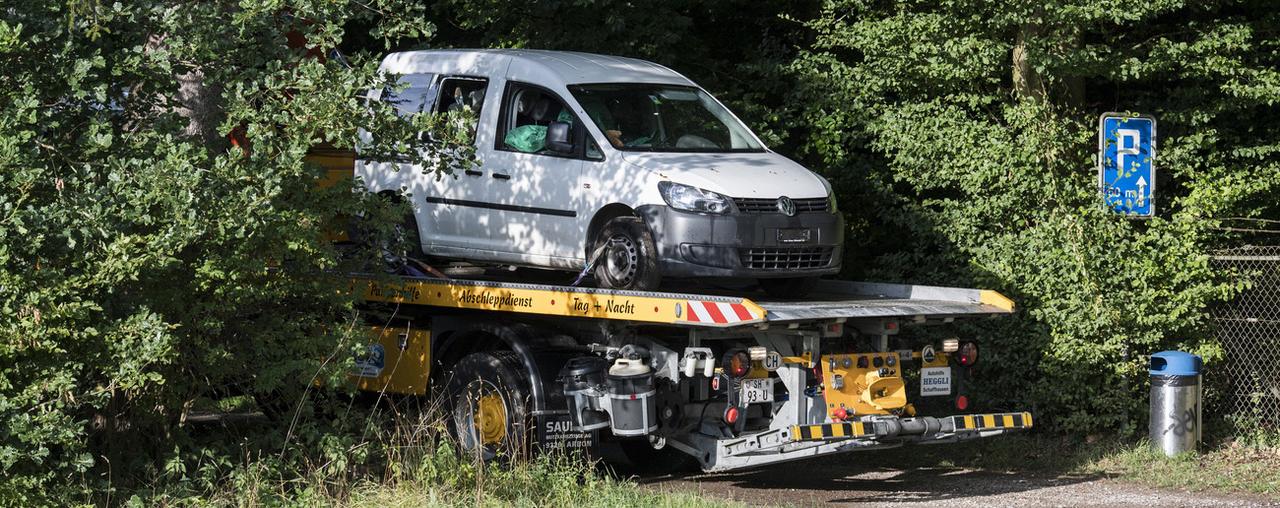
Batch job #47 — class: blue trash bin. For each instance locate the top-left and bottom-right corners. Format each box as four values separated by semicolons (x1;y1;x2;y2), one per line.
1149;351;1202;457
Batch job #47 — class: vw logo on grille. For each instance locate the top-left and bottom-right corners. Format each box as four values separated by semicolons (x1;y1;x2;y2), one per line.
776;196;796;216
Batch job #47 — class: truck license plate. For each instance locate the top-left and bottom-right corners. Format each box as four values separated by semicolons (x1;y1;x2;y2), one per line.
777;228;812;244
740;378;774;404
920;367;952;396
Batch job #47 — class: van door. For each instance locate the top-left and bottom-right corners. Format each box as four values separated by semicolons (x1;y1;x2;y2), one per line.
412;75;492;251
477;81;590;266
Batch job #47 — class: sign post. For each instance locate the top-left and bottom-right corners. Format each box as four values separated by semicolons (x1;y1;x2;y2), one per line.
1098;113;1156;217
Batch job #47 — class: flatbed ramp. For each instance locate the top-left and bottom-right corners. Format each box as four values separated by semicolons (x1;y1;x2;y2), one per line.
354;274;1014;328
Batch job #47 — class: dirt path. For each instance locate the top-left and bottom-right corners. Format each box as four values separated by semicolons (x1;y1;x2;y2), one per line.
644;461;1278;507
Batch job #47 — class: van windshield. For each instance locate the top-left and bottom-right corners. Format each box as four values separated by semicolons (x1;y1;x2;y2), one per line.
568;84;764;153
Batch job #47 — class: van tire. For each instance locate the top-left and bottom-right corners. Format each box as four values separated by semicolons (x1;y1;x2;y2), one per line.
366;195;424;271
592;217;661;291
443;351;531;462
759;277;817;298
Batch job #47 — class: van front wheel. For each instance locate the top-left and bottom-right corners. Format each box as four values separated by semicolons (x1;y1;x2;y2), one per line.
592;217;661;291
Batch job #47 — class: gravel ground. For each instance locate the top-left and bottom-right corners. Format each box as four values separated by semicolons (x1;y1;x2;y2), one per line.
643;461;1280;507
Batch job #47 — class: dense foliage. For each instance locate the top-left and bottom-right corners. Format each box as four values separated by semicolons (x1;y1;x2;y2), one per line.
432;0;1279;432
0;0;468;503
2;0;1278;504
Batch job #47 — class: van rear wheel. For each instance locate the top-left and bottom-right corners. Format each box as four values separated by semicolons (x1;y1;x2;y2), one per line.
592;217;661;291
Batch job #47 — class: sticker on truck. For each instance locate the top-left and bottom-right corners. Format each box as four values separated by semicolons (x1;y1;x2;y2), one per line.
920;366;951;396
352;343;385;378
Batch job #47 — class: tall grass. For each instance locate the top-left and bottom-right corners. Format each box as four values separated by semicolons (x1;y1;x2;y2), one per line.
127;393;730;507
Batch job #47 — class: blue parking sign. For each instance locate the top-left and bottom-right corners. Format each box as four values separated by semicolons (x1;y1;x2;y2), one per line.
1098;113;1156;217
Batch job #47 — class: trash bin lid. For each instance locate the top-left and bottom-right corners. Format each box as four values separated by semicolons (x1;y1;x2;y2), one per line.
1150;350;1202;377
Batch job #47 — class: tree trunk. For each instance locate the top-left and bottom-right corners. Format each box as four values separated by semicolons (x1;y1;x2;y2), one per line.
1013;22;1045;104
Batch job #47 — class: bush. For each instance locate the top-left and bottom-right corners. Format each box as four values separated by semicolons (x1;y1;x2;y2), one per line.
784;1;1279;434
0;1;469;503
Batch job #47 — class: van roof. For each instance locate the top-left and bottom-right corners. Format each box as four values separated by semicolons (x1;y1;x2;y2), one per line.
379;49;696;88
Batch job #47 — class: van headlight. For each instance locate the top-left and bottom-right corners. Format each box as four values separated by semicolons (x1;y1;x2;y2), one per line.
658;181;730;214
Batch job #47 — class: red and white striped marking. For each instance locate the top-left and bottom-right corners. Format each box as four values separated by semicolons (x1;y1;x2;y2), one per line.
685;300;760;324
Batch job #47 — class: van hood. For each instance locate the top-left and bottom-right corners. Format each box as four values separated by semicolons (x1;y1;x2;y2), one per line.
621;151;828;199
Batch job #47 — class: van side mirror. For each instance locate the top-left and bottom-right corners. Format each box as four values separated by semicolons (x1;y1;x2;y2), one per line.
546;121;573;154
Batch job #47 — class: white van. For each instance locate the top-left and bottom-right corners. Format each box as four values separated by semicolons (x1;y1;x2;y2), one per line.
356;49;843;296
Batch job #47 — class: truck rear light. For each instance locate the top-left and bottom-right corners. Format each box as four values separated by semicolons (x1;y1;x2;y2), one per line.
942;338;960;352
957;342;978;366
955;394;970;411
722;350;751;378
723;406;740;424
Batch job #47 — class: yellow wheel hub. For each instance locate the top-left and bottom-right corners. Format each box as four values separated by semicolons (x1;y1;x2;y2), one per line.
475;393;507;445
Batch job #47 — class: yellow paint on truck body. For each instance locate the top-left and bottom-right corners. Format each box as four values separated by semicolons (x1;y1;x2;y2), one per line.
351;325;432;396
821;353;908;416
354;277;767;327
305;146;355;242
979;290;1016;312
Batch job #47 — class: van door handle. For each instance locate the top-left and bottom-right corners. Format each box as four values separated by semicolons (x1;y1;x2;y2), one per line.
464;169;483;177
492;172;511;180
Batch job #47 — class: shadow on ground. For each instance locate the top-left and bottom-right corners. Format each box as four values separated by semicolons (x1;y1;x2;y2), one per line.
626;438;1116;506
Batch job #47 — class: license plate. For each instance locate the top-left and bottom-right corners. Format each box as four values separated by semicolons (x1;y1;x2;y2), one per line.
920;367;952;396
777;228;813;244
740;378;774;404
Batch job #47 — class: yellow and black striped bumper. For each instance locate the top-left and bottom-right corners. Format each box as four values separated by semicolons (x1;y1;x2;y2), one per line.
788;411;1034;443
789;421;875;441
952;412;1033;432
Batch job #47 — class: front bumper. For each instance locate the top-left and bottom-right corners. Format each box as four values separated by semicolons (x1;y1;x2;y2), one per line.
636;204;844;278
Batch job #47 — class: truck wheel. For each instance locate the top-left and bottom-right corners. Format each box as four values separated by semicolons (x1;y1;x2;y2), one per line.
444;351;531;462
592;217;661;291
759;277;817;298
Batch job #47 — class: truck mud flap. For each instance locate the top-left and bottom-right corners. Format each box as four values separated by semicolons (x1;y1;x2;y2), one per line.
535;411;598;452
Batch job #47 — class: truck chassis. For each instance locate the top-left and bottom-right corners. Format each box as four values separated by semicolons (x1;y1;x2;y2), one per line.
348;273;1031;472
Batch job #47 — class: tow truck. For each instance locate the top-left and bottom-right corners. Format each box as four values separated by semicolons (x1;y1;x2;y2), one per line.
343;268;1032;472
300;93;1032;474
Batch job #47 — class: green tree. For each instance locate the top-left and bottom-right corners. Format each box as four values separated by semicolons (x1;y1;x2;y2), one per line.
0;1;468;503
432;0;1280;432
788;0;1279;432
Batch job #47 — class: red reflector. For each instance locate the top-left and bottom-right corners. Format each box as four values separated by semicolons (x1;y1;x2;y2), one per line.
958;342;979;366
885;321;898;330
629;394;636;400
724;406;740;424
955;395;970;411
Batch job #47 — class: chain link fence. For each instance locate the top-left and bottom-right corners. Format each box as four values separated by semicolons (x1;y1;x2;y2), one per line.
1210;245;1280;430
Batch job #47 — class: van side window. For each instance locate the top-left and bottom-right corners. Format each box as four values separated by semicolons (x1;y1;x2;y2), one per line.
498;83;579;156
585;138;604;161
382;73;437;117
436;77;488;143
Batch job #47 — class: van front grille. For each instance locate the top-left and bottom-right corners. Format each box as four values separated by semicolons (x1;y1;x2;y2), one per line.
740;247;835;270
733;197;829;214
